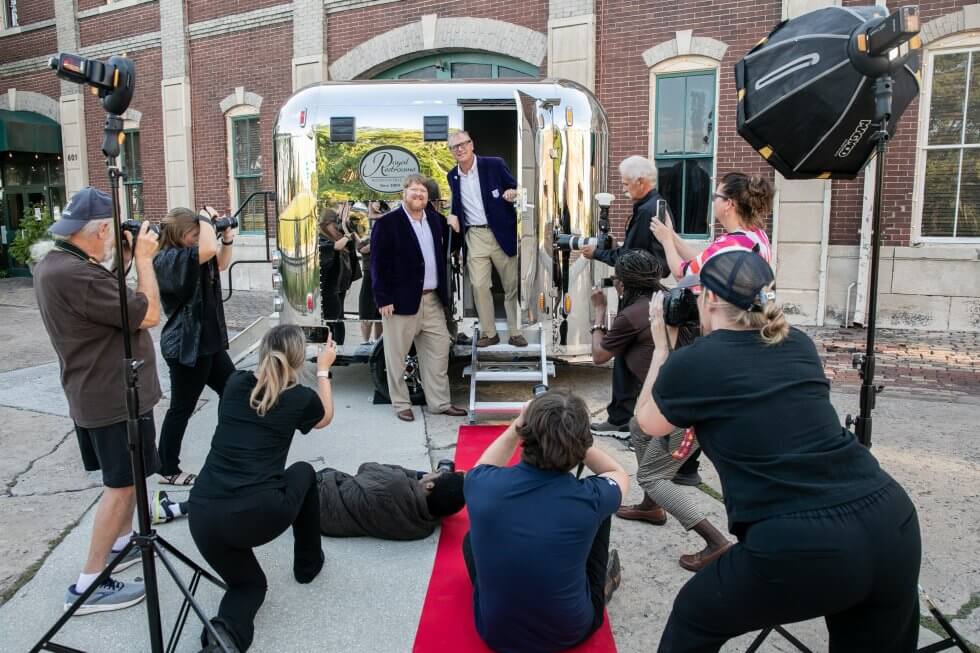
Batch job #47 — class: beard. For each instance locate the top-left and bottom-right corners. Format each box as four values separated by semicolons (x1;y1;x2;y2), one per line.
100;237;117;271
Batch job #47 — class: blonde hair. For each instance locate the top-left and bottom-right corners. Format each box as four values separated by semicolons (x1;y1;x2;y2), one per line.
250;324;307;416
159;207;200;250
715;283;789;346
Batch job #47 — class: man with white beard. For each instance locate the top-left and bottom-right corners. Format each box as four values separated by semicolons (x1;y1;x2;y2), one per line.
34;187;165;616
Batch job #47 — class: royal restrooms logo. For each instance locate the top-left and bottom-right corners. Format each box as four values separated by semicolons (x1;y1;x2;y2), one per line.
359;146;421;193
835;120;872;159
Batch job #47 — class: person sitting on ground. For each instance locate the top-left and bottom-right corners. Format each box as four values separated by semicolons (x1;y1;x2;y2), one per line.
188;325;335;653
589;250;730;572
316;462;465;540
463;391;629;653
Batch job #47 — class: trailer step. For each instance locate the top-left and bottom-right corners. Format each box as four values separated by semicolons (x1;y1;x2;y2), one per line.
471;401;527;414
463;363;555;382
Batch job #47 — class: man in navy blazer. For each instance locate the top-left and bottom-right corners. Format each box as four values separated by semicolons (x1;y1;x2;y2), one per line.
371;174;467;422
446;132;527;348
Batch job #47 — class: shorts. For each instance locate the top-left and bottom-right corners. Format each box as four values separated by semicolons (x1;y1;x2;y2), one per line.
75;412;161;488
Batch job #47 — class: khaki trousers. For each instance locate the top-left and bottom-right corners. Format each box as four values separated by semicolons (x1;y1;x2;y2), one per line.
381;292;453;412
465;227;519;337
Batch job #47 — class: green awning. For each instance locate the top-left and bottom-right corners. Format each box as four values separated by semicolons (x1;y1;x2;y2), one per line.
0;110;62;154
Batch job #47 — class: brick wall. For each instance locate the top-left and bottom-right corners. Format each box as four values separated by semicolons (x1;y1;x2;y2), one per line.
596;0;782;237
0;70;61;101
326;0;548;72
77;0;105;13
187;0;285;24
81;48;166;222
188;23;293;222
829;0;977;246
79;3;160;47
0;27;57;65
16;0;56;25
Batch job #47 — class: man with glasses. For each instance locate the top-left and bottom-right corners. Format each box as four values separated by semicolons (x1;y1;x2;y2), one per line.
445;131;527;348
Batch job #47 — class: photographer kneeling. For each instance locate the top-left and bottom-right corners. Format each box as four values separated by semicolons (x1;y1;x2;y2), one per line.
154;206;236;487
188;325;334;652
589;250;729;572
635;250;921;652
464;391;629;653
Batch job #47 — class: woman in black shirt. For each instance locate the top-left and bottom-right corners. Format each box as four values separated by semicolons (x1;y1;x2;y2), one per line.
154;207;236;486
635;250;921;652
318;207;360;345
189;325;334;652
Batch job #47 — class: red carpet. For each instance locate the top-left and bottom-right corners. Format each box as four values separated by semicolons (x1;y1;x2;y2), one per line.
412;425;618;653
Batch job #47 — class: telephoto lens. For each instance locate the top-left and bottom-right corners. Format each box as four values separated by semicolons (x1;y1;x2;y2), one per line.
213;215;239;233
120;219;160;241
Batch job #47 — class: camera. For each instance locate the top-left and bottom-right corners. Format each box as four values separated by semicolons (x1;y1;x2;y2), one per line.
555;233;612;251
436;459;456;474
663;286;700;327
121;219;160;242
212;215;239;234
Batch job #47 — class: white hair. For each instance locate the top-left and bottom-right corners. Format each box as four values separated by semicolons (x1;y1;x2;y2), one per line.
619;156;657;185
78;217;112;237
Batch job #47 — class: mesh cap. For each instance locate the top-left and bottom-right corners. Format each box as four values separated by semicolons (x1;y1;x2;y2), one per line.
699;250;775;312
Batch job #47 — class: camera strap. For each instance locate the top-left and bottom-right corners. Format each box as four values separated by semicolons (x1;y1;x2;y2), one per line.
54;240;101;266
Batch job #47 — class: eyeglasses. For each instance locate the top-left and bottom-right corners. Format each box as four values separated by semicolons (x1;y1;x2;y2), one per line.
448;139;472;151
712;193;730;202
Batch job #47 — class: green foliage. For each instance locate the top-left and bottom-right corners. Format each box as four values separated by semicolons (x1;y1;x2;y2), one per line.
9;206;54;265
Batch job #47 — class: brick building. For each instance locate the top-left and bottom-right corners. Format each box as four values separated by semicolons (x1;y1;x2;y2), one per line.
1;0;978;330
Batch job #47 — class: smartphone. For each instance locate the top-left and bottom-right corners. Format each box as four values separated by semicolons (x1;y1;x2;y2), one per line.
657;199;667;222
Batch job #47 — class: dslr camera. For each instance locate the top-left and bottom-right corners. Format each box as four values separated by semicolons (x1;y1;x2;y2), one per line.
554;192;616;252
120;219;160;242
663;285;699;327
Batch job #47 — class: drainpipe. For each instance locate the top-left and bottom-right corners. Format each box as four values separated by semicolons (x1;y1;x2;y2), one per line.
853;158;876;326
815;181;832;326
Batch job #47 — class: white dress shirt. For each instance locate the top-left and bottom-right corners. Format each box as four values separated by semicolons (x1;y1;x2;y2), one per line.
458;158;488;226
406;210;438;291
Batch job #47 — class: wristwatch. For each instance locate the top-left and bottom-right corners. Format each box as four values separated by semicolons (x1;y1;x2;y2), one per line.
317;370;332;379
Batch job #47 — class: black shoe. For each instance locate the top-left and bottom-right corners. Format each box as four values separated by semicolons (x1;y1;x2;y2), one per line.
590;421;629;433
456;332;472;345
672;471;703;487
200;620;241;653
295;549;325;584
604;549;622;604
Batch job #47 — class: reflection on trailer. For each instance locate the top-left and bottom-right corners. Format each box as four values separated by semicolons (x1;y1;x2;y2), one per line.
271;79;610;407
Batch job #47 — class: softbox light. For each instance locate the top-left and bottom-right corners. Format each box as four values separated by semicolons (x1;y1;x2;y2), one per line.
735;5;920;179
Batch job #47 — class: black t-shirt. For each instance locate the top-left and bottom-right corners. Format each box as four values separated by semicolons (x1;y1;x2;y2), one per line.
653;327;892;532
191;371;324;500
198;260;224;356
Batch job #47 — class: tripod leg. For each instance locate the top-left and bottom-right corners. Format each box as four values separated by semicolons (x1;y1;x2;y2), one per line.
153;542;233;653
774;625;815;652
155;534;227;590
745;628;773;652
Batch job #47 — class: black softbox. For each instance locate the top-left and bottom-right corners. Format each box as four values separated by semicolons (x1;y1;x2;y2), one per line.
735;6;920;179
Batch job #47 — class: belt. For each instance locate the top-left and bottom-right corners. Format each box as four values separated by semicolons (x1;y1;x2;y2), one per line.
422;289;436;295
467;224;490;229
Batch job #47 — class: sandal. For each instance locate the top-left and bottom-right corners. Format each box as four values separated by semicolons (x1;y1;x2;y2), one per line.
159;471;196;486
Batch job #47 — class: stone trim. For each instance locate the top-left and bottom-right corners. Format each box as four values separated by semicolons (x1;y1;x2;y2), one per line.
188;4;292;41
642;32;728;68
921;4;980;45
78;0;158;20
324;0;400;14
0;55;54;78
0;19;56;39
219;87;264;114
122;108;142;126
329;16;547;80
80;31;162;59
549;0;594;20
0;89;61;122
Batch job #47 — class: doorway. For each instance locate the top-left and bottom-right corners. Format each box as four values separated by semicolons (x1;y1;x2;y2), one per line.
1;153;66;276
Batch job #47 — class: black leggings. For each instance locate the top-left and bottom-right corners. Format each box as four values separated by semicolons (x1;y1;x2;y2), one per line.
188;463;323;651
659;480;922;653
159;350;235;476
462;516;611;646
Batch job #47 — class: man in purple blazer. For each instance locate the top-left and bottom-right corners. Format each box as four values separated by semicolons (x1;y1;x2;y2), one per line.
446;132;527;348
370;174;467;422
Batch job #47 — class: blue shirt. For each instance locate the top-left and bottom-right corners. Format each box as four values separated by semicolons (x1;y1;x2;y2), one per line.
465;462;621;653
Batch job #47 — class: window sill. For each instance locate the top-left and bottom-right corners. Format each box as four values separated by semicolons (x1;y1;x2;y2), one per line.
0;19;56;39
78;0;158;20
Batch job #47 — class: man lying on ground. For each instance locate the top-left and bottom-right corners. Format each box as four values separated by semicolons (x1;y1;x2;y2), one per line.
316;462;465;540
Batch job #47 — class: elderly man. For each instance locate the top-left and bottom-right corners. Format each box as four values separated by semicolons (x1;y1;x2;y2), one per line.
583;155;671;435
33;187;163;615
370;174;467;422
445;131;527;348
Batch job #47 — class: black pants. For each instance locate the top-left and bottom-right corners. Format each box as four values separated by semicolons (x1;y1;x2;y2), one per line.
159;350;235;476
659;481;921;653
607;356;640;426
462;516;611;646
188;462;323;651
322;291;347;344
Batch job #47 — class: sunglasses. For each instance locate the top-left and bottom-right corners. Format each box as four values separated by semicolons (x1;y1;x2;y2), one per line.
712;193;730;202
448;139;472;151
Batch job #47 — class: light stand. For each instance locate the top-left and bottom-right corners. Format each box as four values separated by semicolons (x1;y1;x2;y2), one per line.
32;53;231;653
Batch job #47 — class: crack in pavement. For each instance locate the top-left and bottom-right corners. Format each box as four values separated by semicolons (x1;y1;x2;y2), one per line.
5;427;77;497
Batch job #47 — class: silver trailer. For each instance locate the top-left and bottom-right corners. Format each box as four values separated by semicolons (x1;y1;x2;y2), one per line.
271;79;610;417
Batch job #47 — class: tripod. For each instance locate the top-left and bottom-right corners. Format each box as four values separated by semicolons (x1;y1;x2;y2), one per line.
30;113;231;653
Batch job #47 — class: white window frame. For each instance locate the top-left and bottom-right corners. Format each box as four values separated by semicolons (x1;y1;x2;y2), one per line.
1;0;18;29
648;55;721;241
225;104;262;234
912;32;980;244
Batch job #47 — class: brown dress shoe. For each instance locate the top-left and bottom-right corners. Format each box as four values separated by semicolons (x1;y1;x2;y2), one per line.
679;542;733;572
440;406;467;417
508;334;528;347
476;334;500;347
616;504;668;525
396;409;415;422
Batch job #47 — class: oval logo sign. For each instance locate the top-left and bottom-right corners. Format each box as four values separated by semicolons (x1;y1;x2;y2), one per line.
358;146;421;193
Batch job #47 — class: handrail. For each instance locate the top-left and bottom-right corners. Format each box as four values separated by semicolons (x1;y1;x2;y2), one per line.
222;190;276;303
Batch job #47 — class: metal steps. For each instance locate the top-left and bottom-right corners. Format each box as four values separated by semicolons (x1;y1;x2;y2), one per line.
467;323;551;424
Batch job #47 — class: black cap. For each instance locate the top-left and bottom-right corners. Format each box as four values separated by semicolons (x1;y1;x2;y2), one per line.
699;250;775;312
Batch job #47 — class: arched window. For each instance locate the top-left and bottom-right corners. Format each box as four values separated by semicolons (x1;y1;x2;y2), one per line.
374;53;538;80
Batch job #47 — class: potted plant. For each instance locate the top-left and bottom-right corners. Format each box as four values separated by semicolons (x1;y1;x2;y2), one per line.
9;206;54;275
